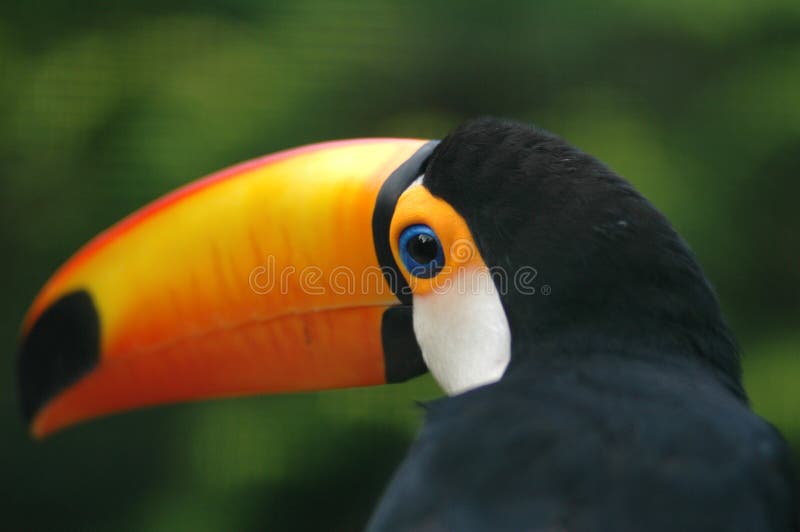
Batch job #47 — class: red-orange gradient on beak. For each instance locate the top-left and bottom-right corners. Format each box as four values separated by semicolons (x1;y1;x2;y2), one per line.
18;138;432;438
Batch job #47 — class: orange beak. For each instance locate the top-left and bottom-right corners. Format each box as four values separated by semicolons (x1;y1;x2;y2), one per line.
18;138;437;438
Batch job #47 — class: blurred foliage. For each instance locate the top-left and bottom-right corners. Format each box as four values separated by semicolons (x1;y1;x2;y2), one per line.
1;1;798;530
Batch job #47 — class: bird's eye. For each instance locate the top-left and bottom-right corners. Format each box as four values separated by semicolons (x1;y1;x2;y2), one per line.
398;224;445;279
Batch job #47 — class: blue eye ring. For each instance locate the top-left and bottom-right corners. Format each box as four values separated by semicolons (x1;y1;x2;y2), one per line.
398;224;445;279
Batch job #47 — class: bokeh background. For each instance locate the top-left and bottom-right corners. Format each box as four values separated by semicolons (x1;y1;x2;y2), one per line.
2;1;798;530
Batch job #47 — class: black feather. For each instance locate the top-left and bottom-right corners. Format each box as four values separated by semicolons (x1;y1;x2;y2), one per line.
368;117;797;531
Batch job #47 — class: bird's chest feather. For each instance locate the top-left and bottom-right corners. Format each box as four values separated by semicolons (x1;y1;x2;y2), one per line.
368;360;796;532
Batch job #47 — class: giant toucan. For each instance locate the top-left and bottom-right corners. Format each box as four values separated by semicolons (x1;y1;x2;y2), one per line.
17;118;798;531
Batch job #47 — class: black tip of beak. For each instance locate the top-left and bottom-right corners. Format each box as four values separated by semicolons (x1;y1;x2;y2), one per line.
17;290;100;424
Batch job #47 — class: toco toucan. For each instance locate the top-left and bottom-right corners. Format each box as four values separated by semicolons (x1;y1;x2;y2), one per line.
17;117;798;531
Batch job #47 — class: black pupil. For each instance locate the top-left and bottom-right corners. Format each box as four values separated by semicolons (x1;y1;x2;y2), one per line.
407;233;439;265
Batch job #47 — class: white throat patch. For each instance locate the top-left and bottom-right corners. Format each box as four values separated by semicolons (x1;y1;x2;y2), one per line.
412;267;511;395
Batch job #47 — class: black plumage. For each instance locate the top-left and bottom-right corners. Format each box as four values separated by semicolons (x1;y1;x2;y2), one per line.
368;118;797;531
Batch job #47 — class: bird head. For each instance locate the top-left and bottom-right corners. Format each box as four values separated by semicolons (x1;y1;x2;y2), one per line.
16;118;742;438
421;118;741;392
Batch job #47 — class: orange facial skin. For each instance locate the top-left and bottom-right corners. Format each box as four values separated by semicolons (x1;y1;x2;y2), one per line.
389;180;488;295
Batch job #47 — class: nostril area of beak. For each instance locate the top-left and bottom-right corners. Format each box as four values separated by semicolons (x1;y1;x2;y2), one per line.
17;290;100;424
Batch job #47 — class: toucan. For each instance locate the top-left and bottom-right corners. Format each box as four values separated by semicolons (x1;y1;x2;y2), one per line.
17;117;797;531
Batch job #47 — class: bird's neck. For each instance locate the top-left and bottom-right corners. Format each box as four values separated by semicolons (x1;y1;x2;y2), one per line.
505;316;747;402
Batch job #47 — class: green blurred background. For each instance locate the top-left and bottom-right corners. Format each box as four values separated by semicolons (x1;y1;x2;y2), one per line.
1;1;798;530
